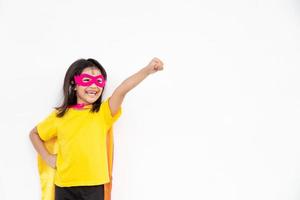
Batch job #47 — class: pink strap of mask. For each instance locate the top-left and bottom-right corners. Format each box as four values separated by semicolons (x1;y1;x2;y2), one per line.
74;73;106;88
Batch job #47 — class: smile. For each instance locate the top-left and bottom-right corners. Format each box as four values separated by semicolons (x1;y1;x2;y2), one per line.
85;90;98;97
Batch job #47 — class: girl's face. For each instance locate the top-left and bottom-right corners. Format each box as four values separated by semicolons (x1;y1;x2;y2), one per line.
75;67;104;105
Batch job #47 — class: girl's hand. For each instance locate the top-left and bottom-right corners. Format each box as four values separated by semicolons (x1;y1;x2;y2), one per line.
45;153;57;169
146;57;164;74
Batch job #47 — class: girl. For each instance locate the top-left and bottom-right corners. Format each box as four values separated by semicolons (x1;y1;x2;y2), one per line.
29;57;164;200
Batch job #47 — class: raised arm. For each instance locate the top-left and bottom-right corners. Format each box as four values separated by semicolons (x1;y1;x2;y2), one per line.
109;57;164;115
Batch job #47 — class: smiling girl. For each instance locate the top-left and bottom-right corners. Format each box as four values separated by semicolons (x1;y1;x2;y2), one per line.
29;57;164;200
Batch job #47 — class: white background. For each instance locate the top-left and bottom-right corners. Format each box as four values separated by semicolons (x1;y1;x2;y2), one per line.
1;0;300;199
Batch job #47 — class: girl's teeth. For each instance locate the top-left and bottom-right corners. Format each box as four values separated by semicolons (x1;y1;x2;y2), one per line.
86;91;97;96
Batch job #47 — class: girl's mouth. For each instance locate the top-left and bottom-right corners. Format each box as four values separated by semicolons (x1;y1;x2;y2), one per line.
85;90;98;97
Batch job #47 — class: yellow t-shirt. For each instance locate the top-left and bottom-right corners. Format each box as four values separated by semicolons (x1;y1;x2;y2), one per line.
36;98;122;187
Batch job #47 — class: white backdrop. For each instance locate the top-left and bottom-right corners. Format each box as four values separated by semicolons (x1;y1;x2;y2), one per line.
1;0;300;199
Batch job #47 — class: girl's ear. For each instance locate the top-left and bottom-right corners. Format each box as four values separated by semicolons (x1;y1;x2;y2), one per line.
70;80;77;90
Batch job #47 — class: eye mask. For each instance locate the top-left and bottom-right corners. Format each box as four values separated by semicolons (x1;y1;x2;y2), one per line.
74;73;106;88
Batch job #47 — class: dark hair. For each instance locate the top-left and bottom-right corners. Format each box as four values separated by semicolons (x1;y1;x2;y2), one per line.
55;58;107;117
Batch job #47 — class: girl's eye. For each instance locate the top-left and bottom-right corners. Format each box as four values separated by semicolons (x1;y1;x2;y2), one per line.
97;79;103;83
83;78;90;82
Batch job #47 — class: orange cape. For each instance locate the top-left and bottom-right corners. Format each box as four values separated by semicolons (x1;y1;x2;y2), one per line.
37;127;115;200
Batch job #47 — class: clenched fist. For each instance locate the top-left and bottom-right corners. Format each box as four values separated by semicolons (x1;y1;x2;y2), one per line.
146;57;164;74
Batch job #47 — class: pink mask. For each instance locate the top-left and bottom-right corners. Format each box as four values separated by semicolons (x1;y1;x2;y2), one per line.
74;73;106;88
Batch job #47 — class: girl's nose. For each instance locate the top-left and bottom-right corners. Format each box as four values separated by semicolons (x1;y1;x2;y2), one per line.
89;82;99;88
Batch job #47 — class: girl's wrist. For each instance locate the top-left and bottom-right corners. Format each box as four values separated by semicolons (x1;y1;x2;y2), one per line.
41;152;51;161
142;65;152;76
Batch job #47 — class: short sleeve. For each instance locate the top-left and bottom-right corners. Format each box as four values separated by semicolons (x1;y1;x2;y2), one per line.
100;97;122;128
36;110;58;141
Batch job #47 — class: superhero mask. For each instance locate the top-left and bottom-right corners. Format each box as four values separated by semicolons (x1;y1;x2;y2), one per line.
74;73;106;88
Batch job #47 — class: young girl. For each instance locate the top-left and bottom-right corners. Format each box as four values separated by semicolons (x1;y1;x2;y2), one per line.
29;57;164;200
